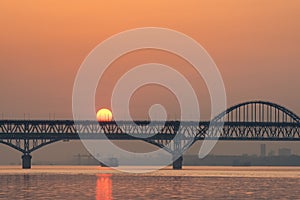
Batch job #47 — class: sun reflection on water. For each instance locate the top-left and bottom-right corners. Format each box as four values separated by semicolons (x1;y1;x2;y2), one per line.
96;174;112;200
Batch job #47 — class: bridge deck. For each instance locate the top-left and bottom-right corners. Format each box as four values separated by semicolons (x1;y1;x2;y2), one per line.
0;121;299;140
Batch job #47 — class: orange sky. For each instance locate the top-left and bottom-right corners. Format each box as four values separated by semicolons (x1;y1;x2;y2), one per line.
0;0;300;119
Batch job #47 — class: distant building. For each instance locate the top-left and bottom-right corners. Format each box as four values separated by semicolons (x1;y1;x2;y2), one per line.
260;144;266;157
268;150;275;157
278;148;292;156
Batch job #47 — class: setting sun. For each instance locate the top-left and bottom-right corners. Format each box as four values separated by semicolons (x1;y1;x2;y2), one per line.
96;108;113;122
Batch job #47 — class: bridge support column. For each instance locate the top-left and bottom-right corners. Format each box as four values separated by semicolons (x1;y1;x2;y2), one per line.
22;154;32;169
172;155;183;170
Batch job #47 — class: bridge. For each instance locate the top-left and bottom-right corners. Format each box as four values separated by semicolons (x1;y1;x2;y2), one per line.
0;101;299;169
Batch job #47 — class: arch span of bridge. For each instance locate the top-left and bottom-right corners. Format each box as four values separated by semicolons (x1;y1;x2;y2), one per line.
0;101;299;169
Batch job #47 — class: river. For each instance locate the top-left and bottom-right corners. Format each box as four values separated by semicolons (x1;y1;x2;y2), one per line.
0;166;299;199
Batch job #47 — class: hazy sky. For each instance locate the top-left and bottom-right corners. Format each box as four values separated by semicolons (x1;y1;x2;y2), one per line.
0;1;300;163
1;0;300;118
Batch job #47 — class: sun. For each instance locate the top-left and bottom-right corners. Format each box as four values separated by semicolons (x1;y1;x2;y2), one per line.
96;108;113;122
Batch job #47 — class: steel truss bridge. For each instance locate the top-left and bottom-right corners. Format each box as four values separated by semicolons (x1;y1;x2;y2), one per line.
0;101;300;169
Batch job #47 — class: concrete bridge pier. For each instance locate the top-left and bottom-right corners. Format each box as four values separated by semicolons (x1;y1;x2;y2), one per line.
172;155;183;170
22;154;32;169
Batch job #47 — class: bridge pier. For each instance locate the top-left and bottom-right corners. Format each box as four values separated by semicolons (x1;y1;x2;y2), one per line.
22;154;32;169
172;155;183;170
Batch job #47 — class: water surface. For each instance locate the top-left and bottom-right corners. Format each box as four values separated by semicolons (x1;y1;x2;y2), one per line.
0;166;299;199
